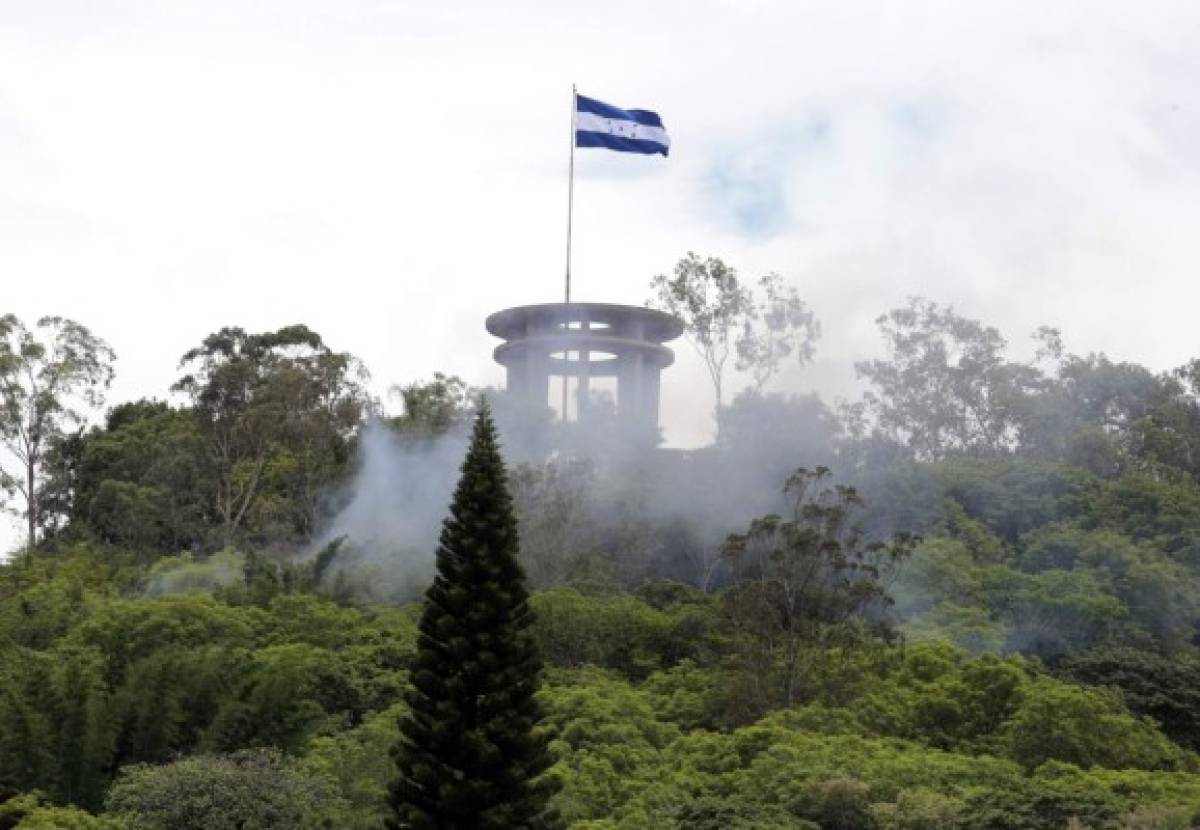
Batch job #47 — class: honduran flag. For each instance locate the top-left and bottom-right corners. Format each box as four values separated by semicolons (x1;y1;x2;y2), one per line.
575;93;670;157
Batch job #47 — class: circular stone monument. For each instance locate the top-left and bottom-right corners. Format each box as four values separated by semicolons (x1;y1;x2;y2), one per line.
486;302;684;431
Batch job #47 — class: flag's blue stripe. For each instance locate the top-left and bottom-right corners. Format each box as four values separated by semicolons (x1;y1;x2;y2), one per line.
576;94;663;128
576;130;669;156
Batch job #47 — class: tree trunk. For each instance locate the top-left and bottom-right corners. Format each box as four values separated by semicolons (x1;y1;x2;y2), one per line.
25;459;35;552
713;373;724;439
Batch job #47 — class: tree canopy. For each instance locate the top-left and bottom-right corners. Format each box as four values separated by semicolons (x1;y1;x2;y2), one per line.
6;297;1200;828
171;324;368;547
0;314;115;551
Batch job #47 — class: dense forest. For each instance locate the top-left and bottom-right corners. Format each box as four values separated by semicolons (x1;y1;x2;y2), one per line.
6;287;1200;828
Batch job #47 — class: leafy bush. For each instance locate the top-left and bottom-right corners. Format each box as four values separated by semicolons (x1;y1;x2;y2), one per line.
105;749;340;830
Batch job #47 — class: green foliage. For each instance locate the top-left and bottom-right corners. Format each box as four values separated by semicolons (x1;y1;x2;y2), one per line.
1004;679;1185;772
51;401;214;556
0;675;53;794
542;668;682;825
849;643;1028;752
0;538;425;819
642;660;732;732
388;372;474;440
869;788;964;829
509;461;601;589
303;703;407;829
0;793;125;829
13;311;1200;828
67;593;261;686
105;749;338;830
204;642;364;754
172;325;368;548
1058;646;1200;751
47;648;111;807
852;298;1043;460
722;467;914;716
531;587;720;681
1020;526;1198;648
933;457;1089;545
0;534;1197;828
535;641;1200;828
879;456;1200;658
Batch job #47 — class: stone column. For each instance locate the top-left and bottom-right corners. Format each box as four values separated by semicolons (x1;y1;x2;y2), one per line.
643;361;661;431
527;346;549;410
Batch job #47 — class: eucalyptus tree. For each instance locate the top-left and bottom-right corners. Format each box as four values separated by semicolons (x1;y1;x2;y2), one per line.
649;253;752;434
722;466;915;715
650;254;820;435
0;314;115;552
735;272;821;394
172;325;368;547
388;372;475;441
853;298;1045;460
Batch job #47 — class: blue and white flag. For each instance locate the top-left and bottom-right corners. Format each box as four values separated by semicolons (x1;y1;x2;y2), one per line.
575;93;670;157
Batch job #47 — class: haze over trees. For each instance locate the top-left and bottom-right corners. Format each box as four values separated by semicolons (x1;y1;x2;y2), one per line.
8;283;1200;827
648;252;819;434
722;467;916;715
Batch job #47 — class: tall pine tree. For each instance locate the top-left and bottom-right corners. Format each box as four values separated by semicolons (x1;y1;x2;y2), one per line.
388;402;561;830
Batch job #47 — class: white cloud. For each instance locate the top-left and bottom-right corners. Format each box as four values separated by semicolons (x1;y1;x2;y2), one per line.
2;0;1200;550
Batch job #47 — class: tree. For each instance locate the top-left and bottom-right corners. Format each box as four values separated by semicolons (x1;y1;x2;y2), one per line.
1003;680;1182;771
721;467;914;716
0;793;123;830
388;373;475;441
48;649;111;809
1017;349;1170;473
204;642;364;755
649;253;752;432
43;400;215;556
105;748;338;830
508;460;597;588
172;325;368;546
735;273;821;394
853;298;1044;460
388;402;561;830
1118;356;1200;483
1058;647;1200;751
650;256;820;434
0;315;115;552
0;680;53;794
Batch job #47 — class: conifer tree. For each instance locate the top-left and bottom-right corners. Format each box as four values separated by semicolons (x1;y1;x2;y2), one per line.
388;402;561;830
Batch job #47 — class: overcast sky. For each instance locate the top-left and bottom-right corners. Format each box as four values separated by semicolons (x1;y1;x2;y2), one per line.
3;1;1200;548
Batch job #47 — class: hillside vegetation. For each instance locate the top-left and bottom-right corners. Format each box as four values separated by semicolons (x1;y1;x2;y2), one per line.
5;300;1200;828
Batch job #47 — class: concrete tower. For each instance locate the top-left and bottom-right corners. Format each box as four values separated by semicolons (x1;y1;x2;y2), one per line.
486;302;684;432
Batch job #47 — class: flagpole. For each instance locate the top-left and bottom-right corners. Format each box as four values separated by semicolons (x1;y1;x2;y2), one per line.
565;83;576;303
562;83;576;422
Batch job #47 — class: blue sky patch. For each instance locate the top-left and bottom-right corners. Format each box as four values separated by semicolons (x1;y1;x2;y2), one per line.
702;115;831;238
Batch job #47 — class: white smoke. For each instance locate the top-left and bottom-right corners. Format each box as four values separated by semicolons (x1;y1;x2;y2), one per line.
313;390;842;598
312;419;469;601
